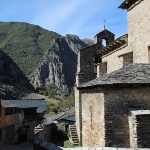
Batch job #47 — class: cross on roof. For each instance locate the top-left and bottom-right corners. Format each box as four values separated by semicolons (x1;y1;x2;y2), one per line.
103;19;106;30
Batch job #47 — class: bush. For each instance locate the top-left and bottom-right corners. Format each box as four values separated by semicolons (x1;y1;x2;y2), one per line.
45;105;58;115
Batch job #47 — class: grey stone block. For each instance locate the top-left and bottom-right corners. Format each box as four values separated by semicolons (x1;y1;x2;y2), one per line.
103;147;117;150
96;147;103;150
82;147;90;150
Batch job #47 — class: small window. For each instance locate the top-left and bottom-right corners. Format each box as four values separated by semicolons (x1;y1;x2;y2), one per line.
94;65;97;74
99;62;107;75
102;39;107;47
119;52;133;67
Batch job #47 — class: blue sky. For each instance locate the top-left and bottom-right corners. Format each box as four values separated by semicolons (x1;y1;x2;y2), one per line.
0;0;127;39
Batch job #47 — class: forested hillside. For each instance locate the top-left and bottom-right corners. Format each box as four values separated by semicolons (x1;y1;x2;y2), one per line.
0;22;60;75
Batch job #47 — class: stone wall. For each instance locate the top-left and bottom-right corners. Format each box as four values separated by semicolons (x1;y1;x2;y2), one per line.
104;86;150;148
95;29;115;49
27;121;37;142
128;0;150;63
75;88;82;142
78;86;150;148
75;1;150;148
76;44;98;85
34;134;150;150
1;120;37;144
75;44;99;143
81;91;105;147
100;0;150;74
101;46;129;74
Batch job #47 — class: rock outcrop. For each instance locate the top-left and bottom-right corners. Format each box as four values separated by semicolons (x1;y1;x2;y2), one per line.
30;34;93;96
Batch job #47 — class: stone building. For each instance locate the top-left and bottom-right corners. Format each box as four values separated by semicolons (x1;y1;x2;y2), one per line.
75;0;150;148
0;99;46;144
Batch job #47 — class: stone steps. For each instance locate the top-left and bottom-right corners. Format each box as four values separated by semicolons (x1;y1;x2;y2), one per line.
34;124;44;134
69;125;79;145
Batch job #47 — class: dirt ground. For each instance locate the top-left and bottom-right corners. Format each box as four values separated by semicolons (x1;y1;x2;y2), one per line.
22;92;60;106
0;142;33;150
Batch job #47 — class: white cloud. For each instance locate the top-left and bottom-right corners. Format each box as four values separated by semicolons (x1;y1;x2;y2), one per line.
0;0;127;39
31;0;88;31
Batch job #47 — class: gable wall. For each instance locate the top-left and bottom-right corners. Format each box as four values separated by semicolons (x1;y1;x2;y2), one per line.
128;0;150;63
100;0;150;74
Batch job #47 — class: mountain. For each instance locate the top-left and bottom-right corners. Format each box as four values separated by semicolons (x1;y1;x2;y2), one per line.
0;49;34;99
82;38;94;46
0;22;60;75
30;34;93;96
0;22;93;97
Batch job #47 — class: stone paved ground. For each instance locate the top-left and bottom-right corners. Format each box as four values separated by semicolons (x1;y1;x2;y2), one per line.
0;142;33;150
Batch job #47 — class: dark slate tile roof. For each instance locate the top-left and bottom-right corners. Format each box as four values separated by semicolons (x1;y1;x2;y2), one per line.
44;107;75;125
78;63;150;88
59;115;75;122
44;112;65;125
1;99;46;113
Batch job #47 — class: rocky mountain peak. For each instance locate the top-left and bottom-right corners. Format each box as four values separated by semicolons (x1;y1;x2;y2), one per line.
30;34;93;96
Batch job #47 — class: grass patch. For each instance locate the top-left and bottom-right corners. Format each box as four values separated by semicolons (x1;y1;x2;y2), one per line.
64;140;81;148
48;111;56;116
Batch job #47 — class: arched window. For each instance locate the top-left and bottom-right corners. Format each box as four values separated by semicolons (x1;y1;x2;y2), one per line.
102;39;107;47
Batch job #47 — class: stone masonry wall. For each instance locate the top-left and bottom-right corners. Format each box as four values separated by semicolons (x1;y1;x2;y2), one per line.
79;86;150;148
101;0;150;74
104;86;150;148
102;46;129;74
128;0;150;63
77;44;98;85
75;44;99;143
81;91;105;147
27;121;37;142
75;88;82;142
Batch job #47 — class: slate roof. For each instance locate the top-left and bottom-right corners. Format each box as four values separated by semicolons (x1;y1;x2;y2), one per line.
44;112;65;125
59;115;75;122
1;99;46;113
44;107;75;125
78;63;150;88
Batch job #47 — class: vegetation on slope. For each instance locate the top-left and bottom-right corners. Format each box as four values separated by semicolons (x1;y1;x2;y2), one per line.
0;22;60;75
38;85;75;114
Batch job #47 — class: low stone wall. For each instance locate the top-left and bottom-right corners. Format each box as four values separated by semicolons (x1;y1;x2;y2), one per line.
34;134;150;150
33;136;62;150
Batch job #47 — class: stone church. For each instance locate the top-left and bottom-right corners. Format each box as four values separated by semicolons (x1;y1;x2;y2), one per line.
75;0;150;148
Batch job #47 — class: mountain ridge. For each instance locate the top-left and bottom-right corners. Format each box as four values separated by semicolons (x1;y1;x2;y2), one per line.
30;34;93;96
0;22;60;75
0;21;93;96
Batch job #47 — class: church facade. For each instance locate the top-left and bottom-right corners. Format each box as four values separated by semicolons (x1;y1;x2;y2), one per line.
75;0;150;148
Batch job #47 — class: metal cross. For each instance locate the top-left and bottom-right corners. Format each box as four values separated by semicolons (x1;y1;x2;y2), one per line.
103;19;106;29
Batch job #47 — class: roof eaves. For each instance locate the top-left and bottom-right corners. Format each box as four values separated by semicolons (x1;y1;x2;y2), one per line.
118;0;129;9
99;34;128;56
119;0;144;10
